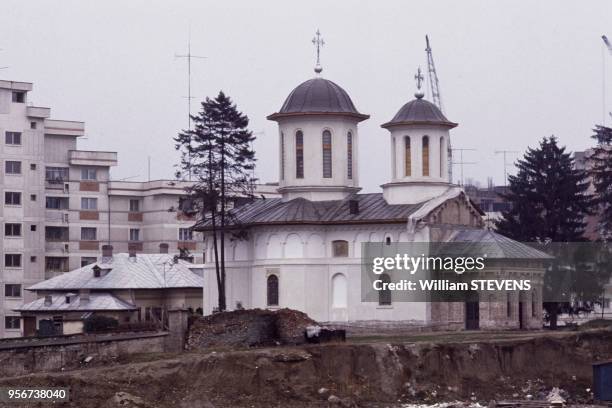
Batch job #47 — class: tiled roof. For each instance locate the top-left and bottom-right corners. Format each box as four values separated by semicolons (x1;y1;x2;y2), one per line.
447;229;552;259
197;193;424;230
14;292;137;312
382;98;457;128
27;253;204;291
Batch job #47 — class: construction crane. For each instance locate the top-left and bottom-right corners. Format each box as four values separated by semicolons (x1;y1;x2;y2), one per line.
425;35;453;183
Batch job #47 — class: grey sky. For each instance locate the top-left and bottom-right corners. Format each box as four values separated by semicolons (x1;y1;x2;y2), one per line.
2;0;611;191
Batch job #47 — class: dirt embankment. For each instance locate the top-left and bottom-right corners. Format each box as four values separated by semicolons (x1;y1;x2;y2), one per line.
1;329;611;408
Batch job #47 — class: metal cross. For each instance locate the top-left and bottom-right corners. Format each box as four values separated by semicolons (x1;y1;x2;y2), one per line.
414;67;424;90
312;29;325;73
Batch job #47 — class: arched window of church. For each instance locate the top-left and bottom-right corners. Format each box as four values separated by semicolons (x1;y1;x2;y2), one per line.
379;273;392;306
422;136;430;176
439;136;444;178
332;240;348;257
322;130;332;178
280;132;285;181
404;136;411;177
331;273;348;308
267;274;279;306
295;131;304;179
347;132;353;179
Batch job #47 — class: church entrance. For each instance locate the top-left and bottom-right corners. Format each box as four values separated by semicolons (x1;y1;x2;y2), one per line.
465;293;480;330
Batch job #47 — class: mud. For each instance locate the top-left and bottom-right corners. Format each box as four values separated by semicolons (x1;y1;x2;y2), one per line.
0;329;610;408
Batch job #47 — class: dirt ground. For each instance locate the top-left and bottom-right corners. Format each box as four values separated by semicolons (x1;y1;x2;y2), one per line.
0;327;611;408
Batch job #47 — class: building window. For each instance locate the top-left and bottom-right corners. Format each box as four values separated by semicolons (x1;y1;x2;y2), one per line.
81;227;97;241
129;199;140;212
45;167;69;183
5;161;22;174
5;131;22;145
30;194;36;201
332;240;349;257
179;228;193;241
4;223;22;237
422;136;430;177
267;274;279;306
12;91;25;103
5;284;21;297
4;316;20;330
46;196;68;209
30;163;36;170
404;136;411;177
507;292;512;318
81;168;97;180
81;197;98;210
331;273;348;308
81;257;97;267
5;254;22;268
30;121;37;129
30;225;36;232
379;273;392;306
295;130;304;179
4;191;21;206
129;228;140;241
46;257;69;272
439;136;445;178
347;132;353;179
280;132;285;181
30;256;37;262
45;226;69;241
322;130;332;178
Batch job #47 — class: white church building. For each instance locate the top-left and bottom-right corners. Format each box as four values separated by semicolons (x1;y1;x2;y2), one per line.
199;46;548;330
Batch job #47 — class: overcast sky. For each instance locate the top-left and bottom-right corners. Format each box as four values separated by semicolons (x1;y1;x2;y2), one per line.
2;0;611;191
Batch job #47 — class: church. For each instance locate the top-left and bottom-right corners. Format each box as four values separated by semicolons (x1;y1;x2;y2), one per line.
199;37;549;330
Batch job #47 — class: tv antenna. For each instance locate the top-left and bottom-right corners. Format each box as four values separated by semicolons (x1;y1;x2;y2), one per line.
451;148;477;186
494;150;519;187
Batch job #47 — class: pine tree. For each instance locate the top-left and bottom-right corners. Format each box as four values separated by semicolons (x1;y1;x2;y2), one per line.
496;136;592;242
589;125;612;241
175;91;256;312
495;136;594;328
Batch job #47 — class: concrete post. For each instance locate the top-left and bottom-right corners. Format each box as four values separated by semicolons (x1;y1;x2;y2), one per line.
165;308;189;352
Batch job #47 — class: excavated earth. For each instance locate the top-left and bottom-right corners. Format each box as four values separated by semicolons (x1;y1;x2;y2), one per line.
1;329;611;408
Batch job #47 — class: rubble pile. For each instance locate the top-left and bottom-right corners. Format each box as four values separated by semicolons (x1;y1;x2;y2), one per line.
186;308;318;349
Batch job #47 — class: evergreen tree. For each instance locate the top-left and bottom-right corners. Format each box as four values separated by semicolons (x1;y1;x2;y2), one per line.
496;136;592;242
589;125;612;241
175;91;256;312
495;136;594;328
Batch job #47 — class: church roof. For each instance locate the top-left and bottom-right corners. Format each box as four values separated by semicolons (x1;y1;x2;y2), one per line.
448;229;552;259
382;98;457;129
267;78;369;122
196;193;422;228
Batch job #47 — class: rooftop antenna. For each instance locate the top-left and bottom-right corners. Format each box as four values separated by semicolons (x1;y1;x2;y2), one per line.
175;28;206;180
602;35;612;126
494;150;519;187
451;148;477;186
312;29;325;75
425;35;453;183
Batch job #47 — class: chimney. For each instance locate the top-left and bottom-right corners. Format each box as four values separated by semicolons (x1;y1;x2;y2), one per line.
349;199;359;215
159;243;169;254
129;251;137;261
102;244;113;258
44;295;52;306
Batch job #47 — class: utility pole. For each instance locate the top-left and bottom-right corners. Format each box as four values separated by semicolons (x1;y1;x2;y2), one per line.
494;150;518;187
175;30;206;180
451;148;476;186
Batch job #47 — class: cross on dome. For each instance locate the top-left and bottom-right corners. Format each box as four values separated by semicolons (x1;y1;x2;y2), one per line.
312;29;325;74
414;67;425;99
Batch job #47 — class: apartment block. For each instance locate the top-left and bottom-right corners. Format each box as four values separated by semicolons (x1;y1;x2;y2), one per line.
0;79;279;337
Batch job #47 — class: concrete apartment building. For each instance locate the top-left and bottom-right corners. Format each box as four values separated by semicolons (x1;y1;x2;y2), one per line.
0;79;279;337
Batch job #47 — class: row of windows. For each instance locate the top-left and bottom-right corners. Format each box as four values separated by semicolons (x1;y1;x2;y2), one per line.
281;130;354;180
265;272;390;308
45;167;97;182
42;226;193;242
402;135;445;177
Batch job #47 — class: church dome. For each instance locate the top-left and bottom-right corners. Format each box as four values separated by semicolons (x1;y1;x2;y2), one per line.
382;97;457;129
267;78;369;121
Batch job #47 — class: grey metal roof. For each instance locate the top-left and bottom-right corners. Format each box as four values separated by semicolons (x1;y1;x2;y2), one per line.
14;292;137;312
382;98;457;129
197;193;424;229
267;78;369;121
27;253;204;291
448;229;553;259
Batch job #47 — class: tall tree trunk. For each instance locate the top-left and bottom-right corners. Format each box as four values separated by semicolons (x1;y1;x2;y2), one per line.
219;127;227;312
210;210;222;312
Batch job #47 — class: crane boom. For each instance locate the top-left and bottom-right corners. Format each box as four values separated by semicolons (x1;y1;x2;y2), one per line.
425;35;453;183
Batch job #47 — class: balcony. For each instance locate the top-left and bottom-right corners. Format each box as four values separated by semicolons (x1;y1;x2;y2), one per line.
45;179;70;191
45;120;85;137
45;211;70;223
45;256;70;273
69;150;117;167
79;211;99;221
45;242;70;253
26;106;51;119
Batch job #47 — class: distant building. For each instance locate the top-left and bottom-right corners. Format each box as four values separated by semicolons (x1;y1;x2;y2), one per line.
0;79;278;337
14;249;204;336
